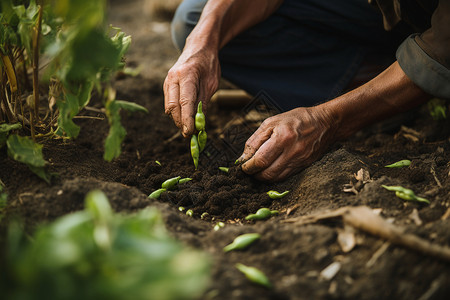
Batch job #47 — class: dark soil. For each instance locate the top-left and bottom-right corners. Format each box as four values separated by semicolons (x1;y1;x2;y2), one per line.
1;0;450;299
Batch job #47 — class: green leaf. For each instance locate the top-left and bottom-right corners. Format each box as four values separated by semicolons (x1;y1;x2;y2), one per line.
103;100;126;161
6;134;51;183
115;100;148;113
428;98;447;120
1;190;211;299
0;123;22;147
103;100;147;161
55;92;81;137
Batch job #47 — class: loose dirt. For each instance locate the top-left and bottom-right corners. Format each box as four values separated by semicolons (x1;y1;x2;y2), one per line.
1;0;449;299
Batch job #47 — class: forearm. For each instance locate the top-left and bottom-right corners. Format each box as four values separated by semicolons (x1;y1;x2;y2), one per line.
321;61;431;141
185;0;284;51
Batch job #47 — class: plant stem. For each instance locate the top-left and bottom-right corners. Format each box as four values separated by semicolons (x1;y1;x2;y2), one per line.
32;5;43;121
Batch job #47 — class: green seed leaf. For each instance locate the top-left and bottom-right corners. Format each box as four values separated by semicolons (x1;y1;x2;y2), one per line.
382;185;429;204
245;208;278;221
161;176;181;190
384;160;411;168
218;167;229;173
223;233;261;252
148;188;166;199
267;190;289;199
179;178;193;184
236;263;271;288
214;222;225;231
6;134;51;183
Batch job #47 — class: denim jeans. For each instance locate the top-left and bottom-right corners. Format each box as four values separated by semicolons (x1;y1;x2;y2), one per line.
171;0;403;110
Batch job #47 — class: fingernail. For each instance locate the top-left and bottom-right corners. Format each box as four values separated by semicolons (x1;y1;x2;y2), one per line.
236;154;246;164
183;125;188;135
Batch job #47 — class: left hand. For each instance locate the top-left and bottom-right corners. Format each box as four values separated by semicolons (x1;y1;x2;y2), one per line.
237;106;336;181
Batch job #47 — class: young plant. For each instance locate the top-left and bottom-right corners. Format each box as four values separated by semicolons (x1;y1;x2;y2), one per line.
190;101;206;169
223;233;261;252
267;190;289;199
0;189;211;299
0;0;146;181
245;208;279;221
428;98;447;121
235;263;271;288
218;167;229;173
382;185;429;204
384;160;411;168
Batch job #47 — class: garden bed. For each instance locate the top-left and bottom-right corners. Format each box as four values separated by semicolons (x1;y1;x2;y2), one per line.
1;0;450;299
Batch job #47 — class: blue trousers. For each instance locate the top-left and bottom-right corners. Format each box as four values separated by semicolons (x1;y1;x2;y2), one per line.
172;0;403;111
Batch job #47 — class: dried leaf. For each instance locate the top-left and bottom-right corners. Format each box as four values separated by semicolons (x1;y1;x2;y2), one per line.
354;168;371;183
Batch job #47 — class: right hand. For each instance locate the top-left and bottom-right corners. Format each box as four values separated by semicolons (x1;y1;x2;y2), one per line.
163;46;221;137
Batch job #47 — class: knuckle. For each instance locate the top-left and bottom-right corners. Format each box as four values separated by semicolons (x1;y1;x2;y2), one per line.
253;155;270;169
280;130;296;143
179;96;192;107
260;170;277;182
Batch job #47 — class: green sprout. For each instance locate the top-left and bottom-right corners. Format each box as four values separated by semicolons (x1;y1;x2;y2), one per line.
235;263;271;288
267;190;289;199
245;208;279;221
223;233;261;252
385;160;411;168
382;185;429;204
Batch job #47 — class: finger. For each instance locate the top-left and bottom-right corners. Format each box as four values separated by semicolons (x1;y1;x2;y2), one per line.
241;134;284;175
254;154;292;182
165;81;182;129
179;79;198;137
237;124;273;163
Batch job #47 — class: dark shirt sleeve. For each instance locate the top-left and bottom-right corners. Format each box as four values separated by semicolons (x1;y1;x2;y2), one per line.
396;0;450;99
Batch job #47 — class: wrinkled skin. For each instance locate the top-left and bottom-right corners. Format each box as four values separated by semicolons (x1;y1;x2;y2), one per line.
163;47;220;137
237;107;336;182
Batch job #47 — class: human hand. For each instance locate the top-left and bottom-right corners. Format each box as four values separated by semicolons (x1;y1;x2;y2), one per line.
163;46;220;137
237;107;336;181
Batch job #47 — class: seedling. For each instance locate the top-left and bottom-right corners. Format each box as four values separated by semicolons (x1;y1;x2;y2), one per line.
218;167;229;173
245;208;279;221
428;98;447;120
201;212;209;219
0;0;145;180
267;190;289;199
155;160;161;166
223;233;261;252
382;185;429;204
385;160;411;168
148;188;166;199
235;263;271;288
191;135;199;170
178;206;185;212
214;222;225;231
179;178;193;184
186;209;194;217
161;176;181;190
190;101;207;169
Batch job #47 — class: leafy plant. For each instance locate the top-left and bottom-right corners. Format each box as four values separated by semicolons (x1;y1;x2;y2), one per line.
0;190;211;300
428;98;447;121
0;0;147;180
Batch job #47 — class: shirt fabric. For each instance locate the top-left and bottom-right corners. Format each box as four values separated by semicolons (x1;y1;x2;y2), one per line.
375;0;450;99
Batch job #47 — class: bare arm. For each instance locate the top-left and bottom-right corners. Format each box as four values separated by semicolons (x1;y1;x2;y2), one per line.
240;61;431;181
164;0;284;136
